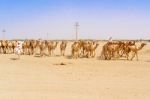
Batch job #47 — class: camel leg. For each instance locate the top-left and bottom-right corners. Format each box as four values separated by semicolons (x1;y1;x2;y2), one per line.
71;50;74;59
126;52;129;60
48;48;51;56
62;50;65;56
130;52;135;61
18;54;20;59
135;52;138;61
92;51;94;57
60;49;62;56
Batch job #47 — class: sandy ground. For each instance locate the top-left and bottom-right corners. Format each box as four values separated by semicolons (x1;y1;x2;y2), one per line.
0;41;150;99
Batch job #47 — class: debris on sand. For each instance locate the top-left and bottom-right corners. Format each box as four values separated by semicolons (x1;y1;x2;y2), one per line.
53;62;66;66
60;62;66;65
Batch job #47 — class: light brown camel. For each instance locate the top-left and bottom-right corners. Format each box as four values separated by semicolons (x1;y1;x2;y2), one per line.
52;41;58;55
12;40;17;53
107;41;125;59
2;40;8;54
100;41;126;60
8;41;13;54
60;41;67;56
90;42;99;57
30;40;37;55
100;42;111;60
0;40;2;53
82;41;91;58
47;41;53;56
77;40;85;57
125;43;146;61
22;40;30;55
33;40;43;56
39;40;48;57
71;42;80;59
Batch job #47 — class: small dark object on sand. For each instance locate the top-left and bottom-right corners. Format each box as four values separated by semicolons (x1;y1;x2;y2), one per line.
60;62;66;65
53;62;66;65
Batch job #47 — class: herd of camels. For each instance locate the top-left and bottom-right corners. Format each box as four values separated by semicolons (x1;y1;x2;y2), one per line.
0;39;146;61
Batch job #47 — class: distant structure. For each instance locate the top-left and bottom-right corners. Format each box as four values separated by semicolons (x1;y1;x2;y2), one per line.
75;22;79;40
2;29;6;40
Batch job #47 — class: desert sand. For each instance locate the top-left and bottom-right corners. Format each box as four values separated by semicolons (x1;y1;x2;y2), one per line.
0;41;150;99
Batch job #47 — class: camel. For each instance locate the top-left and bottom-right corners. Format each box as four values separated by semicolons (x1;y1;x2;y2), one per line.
32;40;42;56
71;41;80;59
77;40;85;57
77;40;97;58
0;40;2;53
2;40;8;54
30;40;37;55
89;42;99;57
8;41;13;54
47;41;53;56
125;43;146;61
39;40;48;57
46;41;58;56
52;41;58;55
22;40;30;55
81;41;91;58
107;41;125;59
100;41;123;60
100;40;146;61
12;40;17;53
100;42;112;60
60;41;67;56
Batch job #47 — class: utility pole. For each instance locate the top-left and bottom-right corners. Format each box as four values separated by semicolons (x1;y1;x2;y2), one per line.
47;33;49;40
2;29;6;40
75;22;79;40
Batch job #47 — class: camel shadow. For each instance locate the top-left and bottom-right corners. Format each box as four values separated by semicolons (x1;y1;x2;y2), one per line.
34;55;41;58
53;62;66;66
10;58;19;60
145;60;150;62
65;55;72;59
53;62;73;66
96;56;101;60
34;53;49;58
55;55;61;57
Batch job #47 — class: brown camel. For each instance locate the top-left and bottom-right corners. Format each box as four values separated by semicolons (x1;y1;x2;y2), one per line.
30;40;37;55
82;41;91;58
39;40;48;57
8;41;13;54
12;40;17;53
47;41;53;56
100;41;127;60
71;42;80;59
60;41;67;56
2;40;8;54
52;41;58;55
100;42;113;60
125;43;146;61
22;40;30;55
0;40;2;53
90;42;99;57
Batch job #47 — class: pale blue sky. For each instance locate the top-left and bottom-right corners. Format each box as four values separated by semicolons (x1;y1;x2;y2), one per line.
0;0;150;40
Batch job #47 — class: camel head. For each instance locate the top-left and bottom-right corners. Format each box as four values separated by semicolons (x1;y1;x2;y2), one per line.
95;43;99;49
141;43;146;47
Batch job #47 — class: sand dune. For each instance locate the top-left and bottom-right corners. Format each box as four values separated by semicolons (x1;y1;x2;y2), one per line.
0;41;150;99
